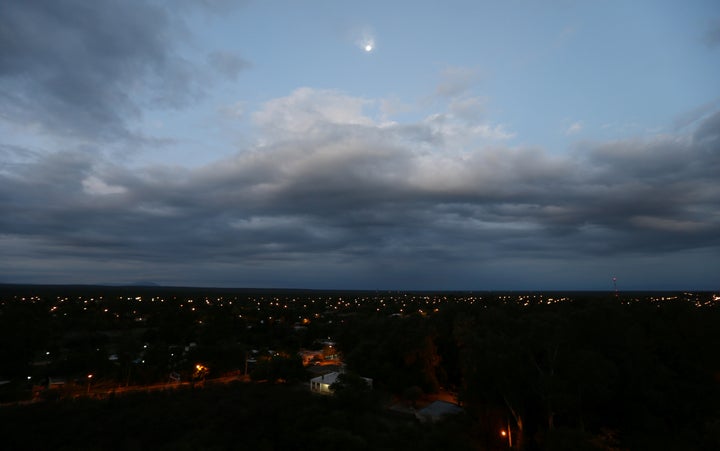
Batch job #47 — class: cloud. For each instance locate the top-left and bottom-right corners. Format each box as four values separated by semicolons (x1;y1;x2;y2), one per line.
219;101;246;119
378;97;414;121
565;121;583;135
630;216;710;233
207;51;251;81
693;110;720;147
672;100;720;131
448;96;487;122
422;113;514;147
0;0;241;143
0;1;161;139
436;66;482;97
82;175;128;196
252;88;376;136
1;86;718;287
1;2;714;289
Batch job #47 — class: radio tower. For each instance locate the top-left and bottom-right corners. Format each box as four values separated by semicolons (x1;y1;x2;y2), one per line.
612;277;619;298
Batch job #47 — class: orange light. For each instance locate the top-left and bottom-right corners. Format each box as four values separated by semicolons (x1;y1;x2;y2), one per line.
500;430;507;437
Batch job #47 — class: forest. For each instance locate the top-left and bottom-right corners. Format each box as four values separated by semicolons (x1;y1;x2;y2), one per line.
338;295;720;449
1;285;718;450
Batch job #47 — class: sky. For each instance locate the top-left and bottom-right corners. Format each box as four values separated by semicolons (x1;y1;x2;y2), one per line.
1;0;719;290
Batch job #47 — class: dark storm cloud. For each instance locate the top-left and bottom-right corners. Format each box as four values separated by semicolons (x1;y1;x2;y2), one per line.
0;0;246;142
0;0;165;139
0;143;41;173
693;110;720;148
1;106;718;287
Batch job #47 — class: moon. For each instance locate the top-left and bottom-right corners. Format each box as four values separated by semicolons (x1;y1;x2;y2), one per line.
356;31;375;53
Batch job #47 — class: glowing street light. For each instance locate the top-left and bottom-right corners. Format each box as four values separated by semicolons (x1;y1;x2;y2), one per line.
501;420;513;447
193;363;209;382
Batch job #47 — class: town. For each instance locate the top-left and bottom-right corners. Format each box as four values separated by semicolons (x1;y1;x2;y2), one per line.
1;285;719;449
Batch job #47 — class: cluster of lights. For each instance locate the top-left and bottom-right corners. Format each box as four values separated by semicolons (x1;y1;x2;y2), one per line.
4;291;720;336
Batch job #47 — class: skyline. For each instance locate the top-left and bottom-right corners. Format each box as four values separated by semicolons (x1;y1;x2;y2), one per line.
1;0;719;290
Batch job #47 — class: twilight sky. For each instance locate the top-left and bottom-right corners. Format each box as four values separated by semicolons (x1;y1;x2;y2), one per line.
1;0;719;290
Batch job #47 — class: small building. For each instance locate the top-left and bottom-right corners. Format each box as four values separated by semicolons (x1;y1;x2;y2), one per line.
310;371;339;394
47;377;66;388
309;371;372;395
299;350;324;366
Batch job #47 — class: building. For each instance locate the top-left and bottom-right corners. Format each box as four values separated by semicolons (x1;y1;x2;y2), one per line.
309;371;372;395
299;349;324;366
309;371;339;394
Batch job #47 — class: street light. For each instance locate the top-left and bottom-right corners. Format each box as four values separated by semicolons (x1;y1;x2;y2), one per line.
87;374;93;394
194;364;209;382
501;419;513;448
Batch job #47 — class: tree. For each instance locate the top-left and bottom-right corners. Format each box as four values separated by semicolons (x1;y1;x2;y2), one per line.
455;311;532;450
330;372;377;411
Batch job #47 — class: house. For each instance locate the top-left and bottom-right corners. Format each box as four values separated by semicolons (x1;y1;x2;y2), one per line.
47;377;66;388
309;371;372;395
310;371;339;394
299;349;324;366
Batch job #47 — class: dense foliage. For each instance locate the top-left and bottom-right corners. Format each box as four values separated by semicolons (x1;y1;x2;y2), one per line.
0;383;476;450
339;297;720;449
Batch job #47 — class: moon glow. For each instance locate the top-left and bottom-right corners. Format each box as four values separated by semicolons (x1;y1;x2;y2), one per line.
356;30;375;53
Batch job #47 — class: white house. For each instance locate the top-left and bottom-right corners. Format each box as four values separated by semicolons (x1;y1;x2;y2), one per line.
309;371;372;395
309;371;340;394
